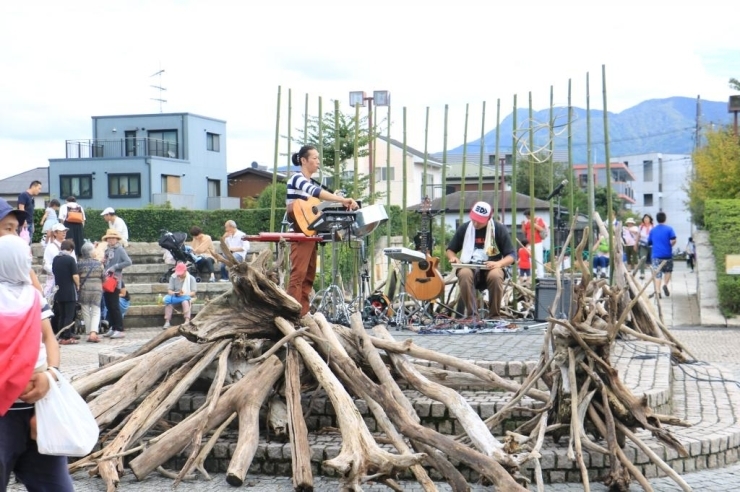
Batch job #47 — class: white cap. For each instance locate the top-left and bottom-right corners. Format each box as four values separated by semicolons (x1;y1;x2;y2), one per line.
51;223;69;232
101;207;115;216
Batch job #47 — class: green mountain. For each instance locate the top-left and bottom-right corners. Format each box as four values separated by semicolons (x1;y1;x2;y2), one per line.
447;97;732;161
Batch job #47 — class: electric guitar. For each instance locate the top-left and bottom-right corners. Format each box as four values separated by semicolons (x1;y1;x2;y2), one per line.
405;197;445;301
292;196;345;236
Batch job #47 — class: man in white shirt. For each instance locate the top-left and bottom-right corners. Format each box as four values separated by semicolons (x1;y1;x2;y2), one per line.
219;220;250;281
101;207;129;247
42;223;76;299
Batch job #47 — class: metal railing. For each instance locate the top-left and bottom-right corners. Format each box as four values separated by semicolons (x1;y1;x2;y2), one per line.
65;138;180;159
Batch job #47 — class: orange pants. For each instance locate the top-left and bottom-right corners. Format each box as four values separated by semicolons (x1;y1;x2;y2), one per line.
288;240;317;316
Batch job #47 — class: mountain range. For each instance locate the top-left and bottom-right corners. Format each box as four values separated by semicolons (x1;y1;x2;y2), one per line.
445;97;733;162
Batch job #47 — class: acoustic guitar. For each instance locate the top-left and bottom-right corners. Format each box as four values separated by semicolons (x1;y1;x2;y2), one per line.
292;196;342;236
405;197;444;301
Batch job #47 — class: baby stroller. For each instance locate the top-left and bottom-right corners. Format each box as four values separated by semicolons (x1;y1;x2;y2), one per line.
158;230;201;283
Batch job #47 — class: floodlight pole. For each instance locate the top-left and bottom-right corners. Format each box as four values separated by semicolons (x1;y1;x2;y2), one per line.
349;90;390;202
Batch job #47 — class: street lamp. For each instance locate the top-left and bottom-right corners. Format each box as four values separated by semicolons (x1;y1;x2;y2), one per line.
349;90;390;200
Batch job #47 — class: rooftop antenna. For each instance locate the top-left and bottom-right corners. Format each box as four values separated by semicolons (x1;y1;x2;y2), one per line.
150;69;167;113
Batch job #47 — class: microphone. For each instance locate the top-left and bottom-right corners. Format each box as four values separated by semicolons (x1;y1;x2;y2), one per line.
545;179;568;200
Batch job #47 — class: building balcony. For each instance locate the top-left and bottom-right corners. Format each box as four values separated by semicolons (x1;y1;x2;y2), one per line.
65;138;181;160
207;196;240;210
151;193;195;209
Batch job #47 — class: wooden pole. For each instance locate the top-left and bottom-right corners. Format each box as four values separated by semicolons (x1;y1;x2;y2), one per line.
528;92;536;282
586;73;594;254
478;101;486;200
402;107;408;246
568;79;575;267
270;86;281;232
440;105;449;260
510;95;518;283
459;103;469;225
495;99;501;219
286;89;292;181
602;64;614;282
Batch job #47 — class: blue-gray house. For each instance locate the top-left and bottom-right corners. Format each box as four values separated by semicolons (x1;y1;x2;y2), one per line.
48;112;239;210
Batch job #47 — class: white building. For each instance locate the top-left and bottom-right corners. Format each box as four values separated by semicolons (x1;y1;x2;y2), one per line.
614;153;693;247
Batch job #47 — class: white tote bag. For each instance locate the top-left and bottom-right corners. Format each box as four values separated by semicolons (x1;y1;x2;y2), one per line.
35;368;99;456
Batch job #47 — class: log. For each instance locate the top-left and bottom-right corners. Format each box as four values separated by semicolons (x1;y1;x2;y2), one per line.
275;316;424;488
285;346;314;491
89;337;206;427
129;355;283;481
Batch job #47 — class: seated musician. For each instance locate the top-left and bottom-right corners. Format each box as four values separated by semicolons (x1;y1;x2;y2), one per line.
445;201;516;318
287;145;358;316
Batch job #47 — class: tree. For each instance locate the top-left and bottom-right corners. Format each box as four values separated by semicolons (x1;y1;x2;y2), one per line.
688;127;740;226
514;157;590;220
256;182;287;210
295;110;381;203
730;78;740;91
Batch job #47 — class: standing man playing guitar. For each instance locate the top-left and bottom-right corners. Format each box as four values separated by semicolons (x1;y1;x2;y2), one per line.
287;145;358;316
446;201;516;318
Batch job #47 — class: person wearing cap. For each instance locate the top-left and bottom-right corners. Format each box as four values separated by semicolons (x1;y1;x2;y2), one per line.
622;217;639;271
446;201;516;318
100;207;129;247
0;198;44;295
42;223;75;300
100;229;132;339
162;262;197;329
521;209;548;278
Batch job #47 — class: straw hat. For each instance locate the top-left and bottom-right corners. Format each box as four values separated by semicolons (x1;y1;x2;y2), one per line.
102;229;123;240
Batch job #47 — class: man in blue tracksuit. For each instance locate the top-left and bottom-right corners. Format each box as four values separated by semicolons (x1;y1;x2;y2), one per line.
648;212;677;298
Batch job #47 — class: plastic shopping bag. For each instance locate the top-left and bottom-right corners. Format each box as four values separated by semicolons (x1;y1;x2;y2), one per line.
35;368;99;456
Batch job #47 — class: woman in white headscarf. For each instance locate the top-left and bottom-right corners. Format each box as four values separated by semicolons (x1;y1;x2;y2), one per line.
0;235;74;491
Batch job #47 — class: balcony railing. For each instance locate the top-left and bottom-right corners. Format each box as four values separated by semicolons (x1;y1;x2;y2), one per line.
65;138;180;159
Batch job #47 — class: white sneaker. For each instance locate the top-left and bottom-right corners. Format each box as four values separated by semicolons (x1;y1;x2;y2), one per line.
209;274;215;283
219;278;229;282
110;331;125;339
102;329;115;337
163;321;171;329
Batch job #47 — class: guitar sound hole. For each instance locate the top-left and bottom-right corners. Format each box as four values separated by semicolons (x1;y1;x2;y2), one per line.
418;260;429;270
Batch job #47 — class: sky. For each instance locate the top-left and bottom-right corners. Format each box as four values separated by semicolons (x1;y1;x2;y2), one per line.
1;0;738;181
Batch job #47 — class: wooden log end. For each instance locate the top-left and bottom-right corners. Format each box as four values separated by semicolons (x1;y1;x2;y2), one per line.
226;473;244;487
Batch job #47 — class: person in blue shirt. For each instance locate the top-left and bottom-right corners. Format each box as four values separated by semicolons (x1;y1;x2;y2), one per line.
647;211;677;298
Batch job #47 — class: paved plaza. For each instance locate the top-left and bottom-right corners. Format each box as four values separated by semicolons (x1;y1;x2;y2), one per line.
11;258;740;491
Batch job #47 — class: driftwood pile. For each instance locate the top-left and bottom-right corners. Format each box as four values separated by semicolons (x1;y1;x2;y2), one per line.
69;225;695;492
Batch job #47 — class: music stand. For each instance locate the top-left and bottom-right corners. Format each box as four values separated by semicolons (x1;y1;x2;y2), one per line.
310;212;356;325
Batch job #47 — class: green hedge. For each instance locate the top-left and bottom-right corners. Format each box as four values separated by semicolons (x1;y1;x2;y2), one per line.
704;199;740;315
31;205;418;244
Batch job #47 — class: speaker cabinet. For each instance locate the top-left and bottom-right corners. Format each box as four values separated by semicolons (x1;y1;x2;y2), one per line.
535;277;577;321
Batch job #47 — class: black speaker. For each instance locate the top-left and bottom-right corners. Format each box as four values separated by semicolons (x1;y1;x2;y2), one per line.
535;277;577;321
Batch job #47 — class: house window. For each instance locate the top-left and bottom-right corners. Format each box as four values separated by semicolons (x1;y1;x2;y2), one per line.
60;175;93;199
148;130;178;158
375;167;395;181
644;193;653;207
109;173;141;198
206;132;220;152
207;179;220;197
161;175;181;194
578;174;588;188
643;160;653;182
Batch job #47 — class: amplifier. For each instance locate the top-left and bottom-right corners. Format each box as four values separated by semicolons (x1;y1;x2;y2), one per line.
534;277;577;322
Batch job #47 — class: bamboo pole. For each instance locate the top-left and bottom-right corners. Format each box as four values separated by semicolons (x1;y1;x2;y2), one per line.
602;64;614;283
318;96;325;292
386;102;392;266
586;73;594;254
333;100;340;191
353;103;360;299
423;107;430;199
495;99;501;219
440;105;449;260
402;107;408;246
270;85;281;232
478;101;486;200
568;79;575;266
510;95;518;283
459;103;469;225
528;92;536;283
286;89;292;181
303;94;309;145
548;86;555;272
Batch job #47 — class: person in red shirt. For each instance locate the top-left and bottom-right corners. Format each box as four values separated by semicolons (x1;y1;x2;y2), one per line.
521;210;548;277
518;239;531;277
